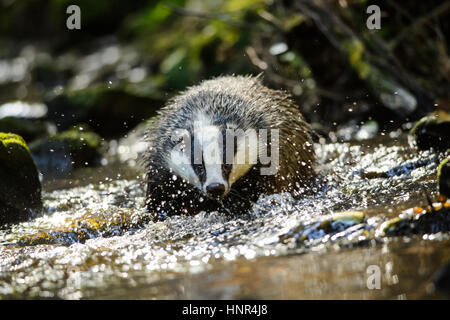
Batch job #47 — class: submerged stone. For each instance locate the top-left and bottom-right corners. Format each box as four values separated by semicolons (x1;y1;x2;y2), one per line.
0;133;42;225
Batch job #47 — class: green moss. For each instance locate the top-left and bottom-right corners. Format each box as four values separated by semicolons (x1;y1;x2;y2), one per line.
0;132;36;170
332;211;365;224
0;132;29;150
57;127;101;151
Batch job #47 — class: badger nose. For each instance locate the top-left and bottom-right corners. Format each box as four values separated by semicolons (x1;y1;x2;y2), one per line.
206;183;226;198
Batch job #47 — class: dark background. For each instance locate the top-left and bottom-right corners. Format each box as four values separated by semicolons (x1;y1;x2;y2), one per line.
0;0;449;139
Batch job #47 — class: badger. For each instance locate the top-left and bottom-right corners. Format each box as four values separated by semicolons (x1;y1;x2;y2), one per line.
144;75;315;220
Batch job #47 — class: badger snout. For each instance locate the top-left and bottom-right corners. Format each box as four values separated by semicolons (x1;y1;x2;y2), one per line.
205;182;226;198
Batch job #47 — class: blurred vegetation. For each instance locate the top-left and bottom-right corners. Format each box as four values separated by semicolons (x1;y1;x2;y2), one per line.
0;0;449;133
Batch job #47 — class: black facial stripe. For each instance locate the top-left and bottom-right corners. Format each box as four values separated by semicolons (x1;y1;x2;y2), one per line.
221;127;238;181
222;163;232;179
190;133;206;183
190;126;240;186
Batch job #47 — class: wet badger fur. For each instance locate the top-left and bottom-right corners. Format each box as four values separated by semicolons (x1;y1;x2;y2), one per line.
144;75;315;220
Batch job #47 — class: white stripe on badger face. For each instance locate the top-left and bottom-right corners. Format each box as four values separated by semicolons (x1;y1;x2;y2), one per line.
194;114;229;195
167;128;201;189
168;150;202;189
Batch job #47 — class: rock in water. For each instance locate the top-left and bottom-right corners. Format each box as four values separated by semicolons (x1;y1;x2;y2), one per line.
438;157;450;198
0;133;42;224
29;125;102;177
410;110;450;152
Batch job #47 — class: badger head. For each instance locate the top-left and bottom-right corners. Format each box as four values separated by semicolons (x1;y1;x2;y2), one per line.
167;113;259;200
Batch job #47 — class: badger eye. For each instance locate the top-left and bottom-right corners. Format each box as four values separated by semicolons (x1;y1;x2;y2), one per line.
222;164;232;176
193;163;205;177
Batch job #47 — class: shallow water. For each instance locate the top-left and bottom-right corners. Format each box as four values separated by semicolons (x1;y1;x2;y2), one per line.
0;132;448;299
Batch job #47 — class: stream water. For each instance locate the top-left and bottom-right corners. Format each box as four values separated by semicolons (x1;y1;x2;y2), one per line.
0;131;449;299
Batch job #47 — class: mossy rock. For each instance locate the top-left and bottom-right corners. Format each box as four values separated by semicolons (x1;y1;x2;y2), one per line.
17;209;152;246
44;84;163;138
0;133;42;225
0;116;51;142
438;157;450;198
410;110;450;152
380;207;450;236
378;217;402;236
30;125;103;177
332;211;365;224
